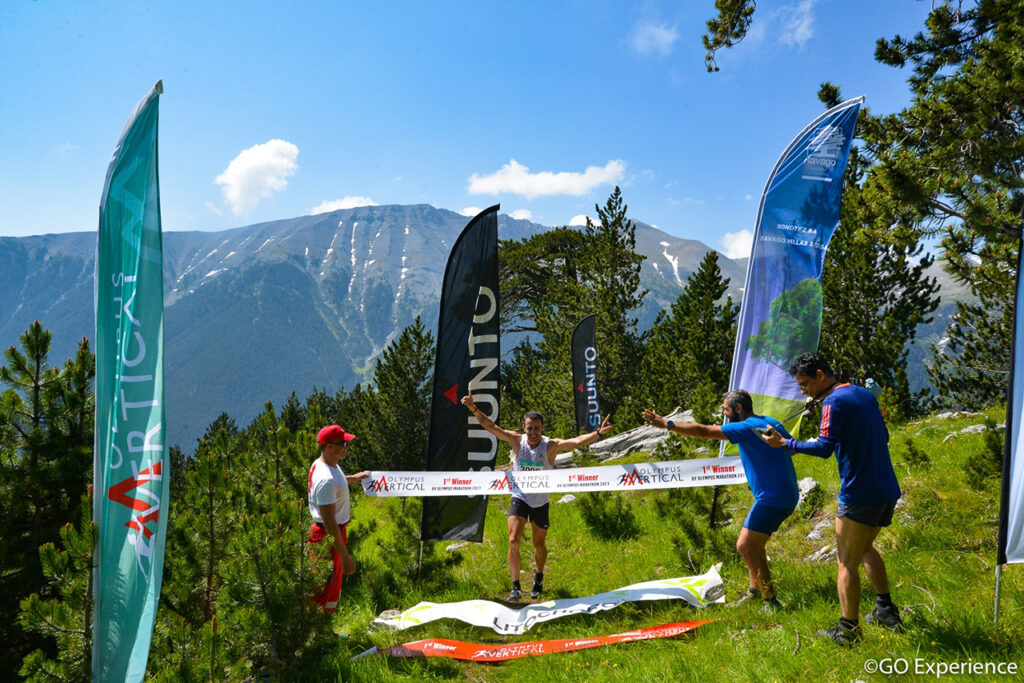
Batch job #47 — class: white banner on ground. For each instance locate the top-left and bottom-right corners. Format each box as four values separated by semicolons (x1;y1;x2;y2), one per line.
371;567;725;635
361;457;745;498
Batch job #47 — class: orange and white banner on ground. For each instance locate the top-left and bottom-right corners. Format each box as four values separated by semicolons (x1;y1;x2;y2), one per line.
359;620;714;662
361;457;746;498
370;567;724;635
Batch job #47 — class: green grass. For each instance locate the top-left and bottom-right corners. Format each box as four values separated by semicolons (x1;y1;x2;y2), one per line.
325;407;1024;681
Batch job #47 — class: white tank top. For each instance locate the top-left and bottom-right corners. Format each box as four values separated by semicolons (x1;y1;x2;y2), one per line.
513;435;552;507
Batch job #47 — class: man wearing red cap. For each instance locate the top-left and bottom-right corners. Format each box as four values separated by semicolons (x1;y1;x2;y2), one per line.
308;424;368;611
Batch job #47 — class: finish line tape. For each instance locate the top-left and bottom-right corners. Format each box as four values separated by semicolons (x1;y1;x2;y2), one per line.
370;567;725;635
358;619;714;662
361;456;746;498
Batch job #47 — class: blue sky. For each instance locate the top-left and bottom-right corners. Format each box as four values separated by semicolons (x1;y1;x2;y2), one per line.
1;1;932;257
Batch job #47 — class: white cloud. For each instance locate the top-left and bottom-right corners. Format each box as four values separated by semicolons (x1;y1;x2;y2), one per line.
310;196;378;214
744;193;754;201
215;139;299;215
468;159;625;199
630;20;679;56
721;229;754;259
204;201;223;216
459;206;484;217
55;142;79;158
569;214;594;227
629;168;656;186
509;209;533;221
780;0;817;48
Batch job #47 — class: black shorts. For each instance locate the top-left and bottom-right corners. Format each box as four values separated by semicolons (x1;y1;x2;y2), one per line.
508;498;550;529
836;501;897;528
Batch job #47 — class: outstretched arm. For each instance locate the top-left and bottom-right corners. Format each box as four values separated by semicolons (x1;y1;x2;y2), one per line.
462;393;521;448
761;427;836;458
547;414;613;457
642;409;728;441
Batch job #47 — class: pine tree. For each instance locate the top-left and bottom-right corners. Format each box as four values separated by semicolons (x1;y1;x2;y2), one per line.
322;383;373;472
499;227;590;335
702;0;757;71
244;402;306;499
18;493;95;682
0;324;95;675
635;251;738;415
218;494;334;680
927;294;1014;409
581;187;648;425
280;391;305;434
499;188;648;433
158;430;236;634
818;145;941;418
155;405;338;680
360;317;434;472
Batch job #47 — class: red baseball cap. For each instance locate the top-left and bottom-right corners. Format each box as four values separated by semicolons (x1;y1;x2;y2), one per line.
317;424;357;446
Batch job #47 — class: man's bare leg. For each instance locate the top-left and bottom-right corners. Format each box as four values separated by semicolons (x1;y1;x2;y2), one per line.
736;527;774;598
835;515;880;620
507;515;526;583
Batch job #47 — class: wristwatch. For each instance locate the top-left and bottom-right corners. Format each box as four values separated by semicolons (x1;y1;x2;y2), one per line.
666;420;675;429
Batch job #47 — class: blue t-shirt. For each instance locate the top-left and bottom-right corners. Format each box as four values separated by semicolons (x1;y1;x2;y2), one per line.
786;384;901;506
720;415;799;509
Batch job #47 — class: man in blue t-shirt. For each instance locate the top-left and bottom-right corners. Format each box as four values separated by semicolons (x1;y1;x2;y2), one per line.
761;352;904;646
643;389;798;611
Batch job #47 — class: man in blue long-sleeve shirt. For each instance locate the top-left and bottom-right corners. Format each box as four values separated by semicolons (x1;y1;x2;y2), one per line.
761;353;904;645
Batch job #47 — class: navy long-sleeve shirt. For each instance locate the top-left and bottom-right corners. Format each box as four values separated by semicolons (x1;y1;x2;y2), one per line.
785;383;901;506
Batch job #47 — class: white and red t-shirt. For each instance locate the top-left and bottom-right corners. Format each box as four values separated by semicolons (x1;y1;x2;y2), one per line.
308;458;350;525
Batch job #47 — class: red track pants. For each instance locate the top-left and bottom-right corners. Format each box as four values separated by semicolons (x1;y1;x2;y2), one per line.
308;521;347;611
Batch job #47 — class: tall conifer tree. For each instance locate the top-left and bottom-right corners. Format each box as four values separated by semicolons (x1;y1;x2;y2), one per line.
634;251;738;416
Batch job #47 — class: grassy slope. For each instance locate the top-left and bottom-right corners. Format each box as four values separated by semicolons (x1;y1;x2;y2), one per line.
329;407;1024;682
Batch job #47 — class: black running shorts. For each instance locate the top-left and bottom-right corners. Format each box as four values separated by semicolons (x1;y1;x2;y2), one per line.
508;497;550;529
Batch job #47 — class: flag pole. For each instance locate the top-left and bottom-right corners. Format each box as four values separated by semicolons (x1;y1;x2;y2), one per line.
994;565;1002;623
995;215;1024;623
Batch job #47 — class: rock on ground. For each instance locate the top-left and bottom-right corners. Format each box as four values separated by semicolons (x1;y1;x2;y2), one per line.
580;408;694;463
941;422;1006;443
931;411;982;421
797;477;820;507
805;519;832;541
805;545;837;562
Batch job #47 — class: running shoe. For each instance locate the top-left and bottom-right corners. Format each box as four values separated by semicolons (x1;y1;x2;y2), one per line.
818;620;862;647
731;587;760;607
760;596;783;613
507;587;522;603
865;603;905;632
531;575;544;599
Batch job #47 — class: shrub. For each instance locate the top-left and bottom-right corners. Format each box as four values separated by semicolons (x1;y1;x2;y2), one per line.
577;493;641;540
797;484;826;519
902;437;930;468
963;418;1004;490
